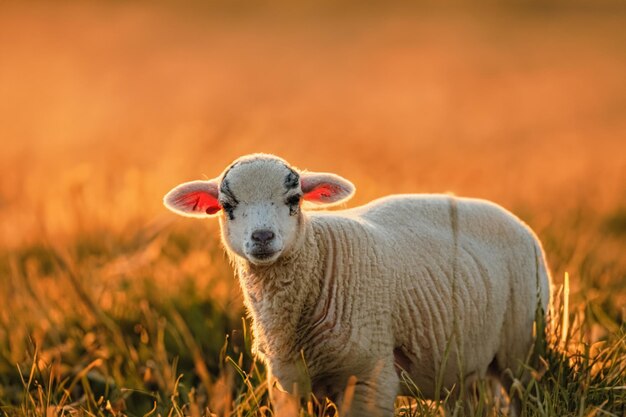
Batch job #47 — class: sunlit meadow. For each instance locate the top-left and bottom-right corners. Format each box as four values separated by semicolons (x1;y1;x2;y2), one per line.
0;2;625;416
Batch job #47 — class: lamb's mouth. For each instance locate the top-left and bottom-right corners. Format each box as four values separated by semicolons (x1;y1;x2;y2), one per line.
248;249;280;263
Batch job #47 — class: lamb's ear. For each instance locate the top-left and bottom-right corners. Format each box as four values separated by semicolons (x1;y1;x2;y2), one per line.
163;180;221;218
300;172;355;207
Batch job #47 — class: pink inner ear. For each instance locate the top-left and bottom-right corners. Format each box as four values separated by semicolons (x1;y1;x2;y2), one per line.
176;191;221;214
303;184;338;202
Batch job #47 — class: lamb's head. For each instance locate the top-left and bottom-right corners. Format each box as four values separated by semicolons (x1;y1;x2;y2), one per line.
163;154;355;265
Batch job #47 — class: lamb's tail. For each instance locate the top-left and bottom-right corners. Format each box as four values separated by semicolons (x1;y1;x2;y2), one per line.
532;237;552;315
531;235;552;362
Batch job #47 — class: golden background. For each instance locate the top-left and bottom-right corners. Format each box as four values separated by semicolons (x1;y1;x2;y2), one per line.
0;2;624;414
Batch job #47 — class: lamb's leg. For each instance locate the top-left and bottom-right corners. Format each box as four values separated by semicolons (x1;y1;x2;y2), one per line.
267;368;301;417
491;354;535;417
442;369;506;417
340;360;399;417
442;372;482;417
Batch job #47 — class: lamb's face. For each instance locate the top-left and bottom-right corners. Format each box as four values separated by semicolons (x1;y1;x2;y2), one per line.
217;160;303;265
163;154;355;266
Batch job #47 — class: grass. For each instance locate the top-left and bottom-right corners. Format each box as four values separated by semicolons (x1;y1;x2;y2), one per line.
1;1;625;416
0;226;624;416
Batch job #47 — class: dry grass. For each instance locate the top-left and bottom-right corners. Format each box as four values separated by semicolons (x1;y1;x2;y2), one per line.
0;2;625;416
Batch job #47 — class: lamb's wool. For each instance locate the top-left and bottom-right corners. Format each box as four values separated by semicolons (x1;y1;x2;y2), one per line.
236;196;550;413
164;154;552;417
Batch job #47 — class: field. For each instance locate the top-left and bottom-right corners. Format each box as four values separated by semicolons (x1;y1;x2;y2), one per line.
0;2;625;416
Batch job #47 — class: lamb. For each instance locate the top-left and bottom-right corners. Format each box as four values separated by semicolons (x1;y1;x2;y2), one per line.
163;153;552;417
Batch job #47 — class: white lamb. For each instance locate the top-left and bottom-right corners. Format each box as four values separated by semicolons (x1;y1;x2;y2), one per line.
163;153;551;417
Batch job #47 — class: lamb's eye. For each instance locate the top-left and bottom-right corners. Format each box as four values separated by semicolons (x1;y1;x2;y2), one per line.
286;194;301;216
220;201;237;220
286;194;301;206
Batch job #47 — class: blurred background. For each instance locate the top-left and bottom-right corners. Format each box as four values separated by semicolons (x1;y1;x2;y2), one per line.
0;1;625;413
2;1;626;236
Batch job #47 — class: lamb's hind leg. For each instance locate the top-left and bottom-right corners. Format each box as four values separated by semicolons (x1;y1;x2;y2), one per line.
490;354;534;417
443;371;491;417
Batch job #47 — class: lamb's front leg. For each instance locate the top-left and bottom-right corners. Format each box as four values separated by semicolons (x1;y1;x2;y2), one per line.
340;359;399;417
267;360;310;417
268;378;299;417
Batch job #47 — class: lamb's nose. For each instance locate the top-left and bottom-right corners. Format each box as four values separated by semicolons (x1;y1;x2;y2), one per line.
251;229;275;244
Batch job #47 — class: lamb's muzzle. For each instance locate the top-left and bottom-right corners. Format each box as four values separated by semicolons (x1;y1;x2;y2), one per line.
251;229;276;245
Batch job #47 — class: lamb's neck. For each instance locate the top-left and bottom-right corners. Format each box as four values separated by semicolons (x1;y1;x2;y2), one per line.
236;222;323;362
